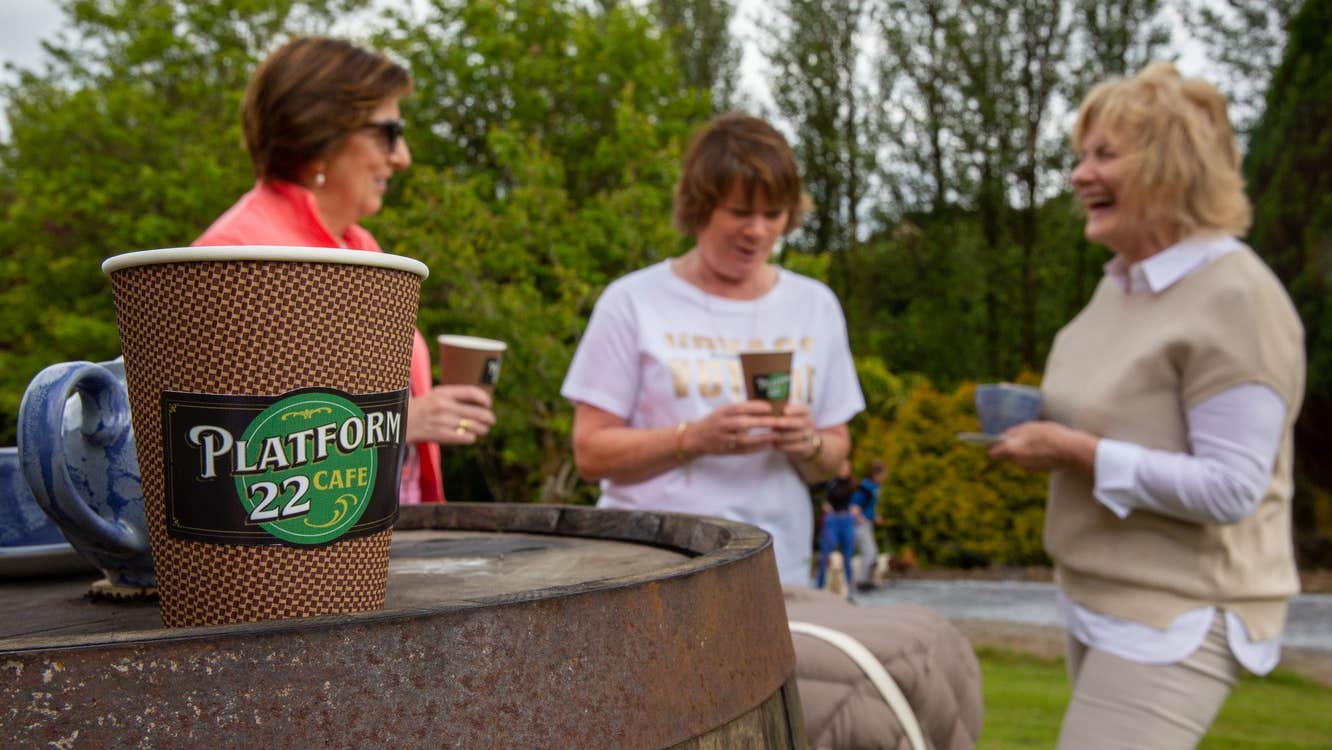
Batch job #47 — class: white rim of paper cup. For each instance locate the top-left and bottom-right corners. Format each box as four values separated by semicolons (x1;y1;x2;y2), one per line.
102;246;429;279
436;334;507;352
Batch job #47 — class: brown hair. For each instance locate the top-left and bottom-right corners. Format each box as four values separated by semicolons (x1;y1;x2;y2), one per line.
242;36;412;182
673;113;809;236
1072;62;1250;238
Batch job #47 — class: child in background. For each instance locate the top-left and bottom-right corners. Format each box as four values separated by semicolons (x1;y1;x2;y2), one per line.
816;477;857;592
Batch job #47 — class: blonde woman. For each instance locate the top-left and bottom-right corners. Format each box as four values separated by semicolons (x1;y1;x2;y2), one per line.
990;63;1305;749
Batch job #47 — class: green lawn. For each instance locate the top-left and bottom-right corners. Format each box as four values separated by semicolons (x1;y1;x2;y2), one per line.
975;647;1332;749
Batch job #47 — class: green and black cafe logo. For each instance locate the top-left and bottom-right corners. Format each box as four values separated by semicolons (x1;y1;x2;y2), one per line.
753;372;791;401
162;387;407;546
481;357;501;386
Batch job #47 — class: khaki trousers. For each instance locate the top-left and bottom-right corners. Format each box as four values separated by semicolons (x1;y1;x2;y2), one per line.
1056;613;1238;750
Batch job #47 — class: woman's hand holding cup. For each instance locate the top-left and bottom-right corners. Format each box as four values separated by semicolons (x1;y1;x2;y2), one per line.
407;385;495;446
987;420;1098;474
682;401;780;456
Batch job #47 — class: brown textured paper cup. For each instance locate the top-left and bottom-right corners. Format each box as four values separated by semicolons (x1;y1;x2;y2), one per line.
103;246;427;628
739;349;794;414
437;335;506;394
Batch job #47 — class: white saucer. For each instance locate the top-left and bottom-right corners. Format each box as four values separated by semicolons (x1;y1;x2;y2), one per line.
0;542;97;579
957;432;1005;446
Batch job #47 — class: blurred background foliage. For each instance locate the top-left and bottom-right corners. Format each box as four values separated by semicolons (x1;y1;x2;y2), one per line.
1;0;1328;568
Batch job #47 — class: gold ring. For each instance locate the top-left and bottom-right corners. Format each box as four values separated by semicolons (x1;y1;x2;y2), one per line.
459;417;471;431
455;426;467;436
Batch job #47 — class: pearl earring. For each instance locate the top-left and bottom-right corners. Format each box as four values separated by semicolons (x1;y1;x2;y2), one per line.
314;173;326;188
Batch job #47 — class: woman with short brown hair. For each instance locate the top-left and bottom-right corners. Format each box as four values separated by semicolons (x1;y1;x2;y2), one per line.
562;113;864;585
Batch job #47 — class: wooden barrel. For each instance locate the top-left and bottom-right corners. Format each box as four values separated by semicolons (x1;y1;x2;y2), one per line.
1;504;805;749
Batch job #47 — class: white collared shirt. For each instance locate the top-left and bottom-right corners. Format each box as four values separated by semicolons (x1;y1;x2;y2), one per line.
1062;234;1286;674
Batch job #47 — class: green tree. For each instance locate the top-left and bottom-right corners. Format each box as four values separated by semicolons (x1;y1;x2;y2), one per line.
0;0;356;444
1069;0;1171;88
946;0;1072;372
762;0;878;293
858;0;1165;387
654;0;742;110
1182;0;1300;136
878;0;964;215
1244;0;1332;566
375;0;708;504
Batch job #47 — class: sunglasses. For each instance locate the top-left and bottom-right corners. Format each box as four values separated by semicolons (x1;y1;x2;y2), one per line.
363;118;406;153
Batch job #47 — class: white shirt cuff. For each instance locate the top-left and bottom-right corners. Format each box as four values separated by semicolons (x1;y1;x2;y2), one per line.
1093;439;1145;518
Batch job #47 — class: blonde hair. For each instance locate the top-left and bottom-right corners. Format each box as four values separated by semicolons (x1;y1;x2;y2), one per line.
1072;62;1251;238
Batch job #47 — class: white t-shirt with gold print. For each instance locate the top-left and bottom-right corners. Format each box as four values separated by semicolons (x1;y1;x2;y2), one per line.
561;260;866;584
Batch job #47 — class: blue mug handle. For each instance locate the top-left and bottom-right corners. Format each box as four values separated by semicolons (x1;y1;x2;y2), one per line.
17;361;153;586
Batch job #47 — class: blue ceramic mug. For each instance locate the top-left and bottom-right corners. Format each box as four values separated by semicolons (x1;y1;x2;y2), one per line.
0;446;68;548
18;359;154;587
974;382;1043;436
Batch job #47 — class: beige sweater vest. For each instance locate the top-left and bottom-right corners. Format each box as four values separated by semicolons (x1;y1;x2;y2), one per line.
1042;246;1305;640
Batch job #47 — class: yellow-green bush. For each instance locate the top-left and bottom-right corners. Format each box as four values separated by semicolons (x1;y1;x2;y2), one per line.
850;362;1049;567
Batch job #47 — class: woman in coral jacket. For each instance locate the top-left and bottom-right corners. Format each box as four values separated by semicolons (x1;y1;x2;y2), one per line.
195;36;494;504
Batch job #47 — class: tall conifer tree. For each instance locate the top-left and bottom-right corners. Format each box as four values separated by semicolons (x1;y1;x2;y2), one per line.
655;0;742;110
762;0;877;301
1245;0;1332;564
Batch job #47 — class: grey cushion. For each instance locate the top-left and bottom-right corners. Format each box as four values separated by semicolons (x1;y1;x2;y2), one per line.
785;585;983;750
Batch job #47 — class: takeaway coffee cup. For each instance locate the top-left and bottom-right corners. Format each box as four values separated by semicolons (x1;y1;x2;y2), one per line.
739;349;794;414
437;335;506;393
102;246;427;627
974;382;1043;436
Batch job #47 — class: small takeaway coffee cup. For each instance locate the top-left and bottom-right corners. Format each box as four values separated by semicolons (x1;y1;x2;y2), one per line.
739;349;794;414
437;335;506;393
102;246;427;628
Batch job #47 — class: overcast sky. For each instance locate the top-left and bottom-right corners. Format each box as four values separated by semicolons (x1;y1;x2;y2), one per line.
0;0;63;74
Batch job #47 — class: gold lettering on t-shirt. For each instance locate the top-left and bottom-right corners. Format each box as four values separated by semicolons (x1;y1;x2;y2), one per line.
665;331;821;401
667;359;690;397
697;358;724;399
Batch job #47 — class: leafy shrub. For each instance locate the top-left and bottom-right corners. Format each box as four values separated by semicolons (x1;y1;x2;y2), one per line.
851;366;1049;568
